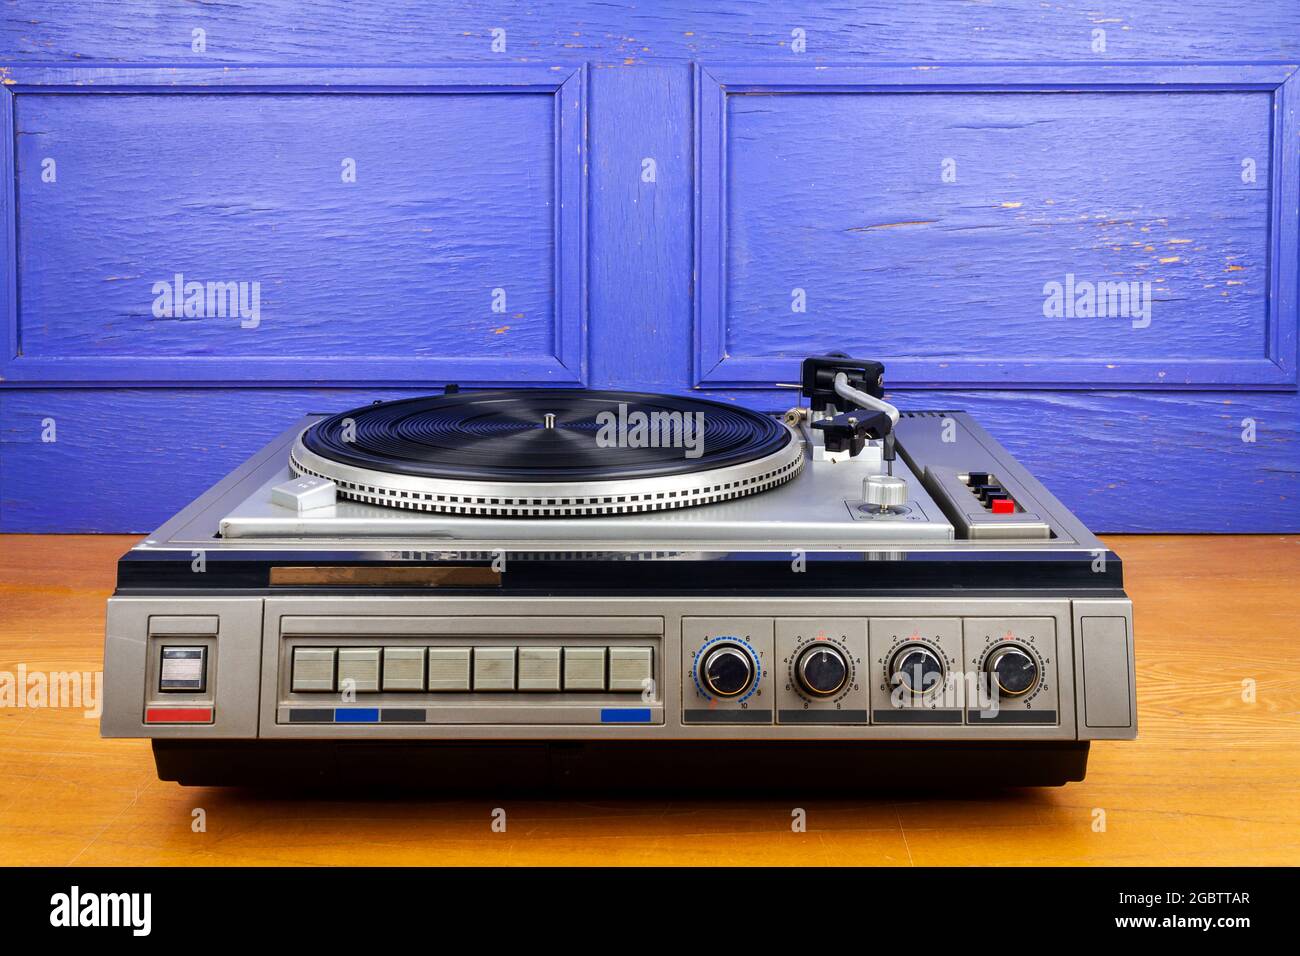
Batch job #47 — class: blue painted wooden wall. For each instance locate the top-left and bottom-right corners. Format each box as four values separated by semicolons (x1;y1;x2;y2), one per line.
0;2;1297;533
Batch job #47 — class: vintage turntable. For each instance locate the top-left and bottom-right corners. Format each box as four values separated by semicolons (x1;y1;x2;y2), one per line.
101;355;1136;789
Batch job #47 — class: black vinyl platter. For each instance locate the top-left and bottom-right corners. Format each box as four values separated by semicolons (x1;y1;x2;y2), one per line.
290;389;804;517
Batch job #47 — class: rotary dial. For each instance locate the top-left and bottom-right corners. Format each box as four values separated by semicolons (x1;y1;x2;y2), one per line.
700;643;756;698
985;644;1040;698
889;644;945;696
795;644;849;697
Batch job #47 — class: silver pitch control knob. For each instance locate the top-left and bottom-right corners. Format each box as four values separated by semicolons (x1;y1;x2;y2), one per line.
985;645;1040;697
863;474;908;513
890;644;945;696
795;644;849;697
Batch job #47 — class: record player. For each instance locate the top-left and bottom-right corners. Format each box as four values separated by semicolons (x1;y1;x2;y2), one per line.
101;355;1136;789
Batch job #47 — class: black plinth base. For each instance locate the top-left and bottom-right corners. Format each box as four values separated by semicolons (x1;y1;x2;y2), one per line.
153;739;1089;792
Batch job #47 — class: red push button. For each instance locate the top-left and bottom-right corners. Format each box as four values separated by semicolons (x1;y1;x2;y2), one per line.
991;498;1015;514
145;706;214;724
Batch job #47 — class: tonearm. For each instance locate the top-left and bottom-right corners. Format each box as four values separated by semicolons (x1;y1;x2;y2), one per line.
799;353;900;474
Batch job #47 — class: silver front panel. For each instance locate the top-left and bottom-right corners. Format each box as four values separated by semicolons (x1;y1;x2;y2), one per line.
103;594;1135;742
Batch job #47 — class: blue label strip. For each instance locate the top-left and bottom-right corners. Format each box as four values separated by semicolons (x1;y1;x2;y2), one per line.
600;707;652;723
333;707;380;723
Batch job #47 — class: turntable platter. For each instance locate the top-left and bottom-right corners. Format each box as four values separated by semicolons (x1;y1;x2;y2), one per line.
290;390;803;517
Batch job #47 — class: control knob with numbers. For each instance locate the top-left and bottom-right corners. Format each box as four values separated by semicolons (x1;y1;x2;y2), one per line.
985;644;1040;697
889;644;945;695
863;474;908;513
795;644;849;697
699;643;756;698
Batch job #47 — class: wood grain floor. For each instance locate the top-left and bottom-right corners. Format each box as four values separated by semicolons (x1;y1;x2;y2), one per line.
1;534;1296;866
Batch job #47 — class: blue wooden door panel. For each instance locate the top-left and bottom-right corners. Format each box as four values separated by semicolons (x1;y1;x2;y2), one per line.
695;64;1298;389
15;92;556;358
0;2;1296;534
724;91;1270;361
0;65;588;386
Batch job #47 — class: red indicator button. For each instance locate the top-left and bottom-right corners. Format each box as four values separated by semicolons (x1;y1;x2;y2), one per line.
991;498;1015;515
145;706;214;724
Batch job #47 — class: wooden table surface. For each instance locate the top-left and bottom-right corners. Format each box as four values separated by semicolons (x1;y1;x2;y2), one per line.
1;534;1296;867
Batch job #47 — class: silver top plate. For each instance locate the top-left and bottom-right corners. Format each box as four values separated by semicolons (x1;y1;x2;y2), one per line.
134;411;1099;554
224;434;953;546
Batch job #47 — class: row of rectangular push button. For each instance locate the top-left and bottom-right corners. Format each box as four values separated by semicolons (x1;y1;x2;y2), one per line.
291;645;652;693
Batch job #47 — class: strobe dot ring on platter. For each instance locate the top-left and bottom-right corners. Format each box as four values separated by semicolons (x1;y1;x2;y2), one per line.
290;389;804;517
